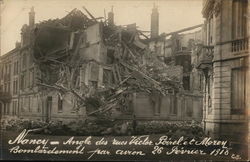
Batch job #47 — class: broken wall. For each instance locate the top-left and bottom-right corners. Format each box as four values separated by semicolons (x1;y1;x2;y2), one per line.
79;23;110;87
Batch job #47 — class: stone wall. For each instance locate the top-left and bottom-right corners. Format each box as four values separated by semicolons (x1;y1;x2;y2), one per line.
132;92;203;121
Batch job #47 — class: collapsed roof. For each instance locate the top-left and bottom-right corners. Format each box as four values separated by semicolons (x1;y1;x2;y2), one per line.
31;8;183;116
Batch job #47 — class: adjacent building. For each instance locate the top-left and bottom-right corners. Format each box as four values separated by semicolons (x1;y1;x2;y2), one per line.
198;0;249;155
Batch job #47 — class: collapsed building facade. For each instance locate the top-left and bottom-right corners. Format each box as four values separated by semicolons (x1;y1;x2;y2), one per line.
0;6;203;123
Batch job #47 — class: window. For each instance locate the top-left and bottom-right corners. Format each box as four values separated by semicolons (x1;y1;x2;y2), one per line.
90;63;99;81
183;76;190;90
20;74;24;90
12;101;17;115
199;73;203;91
6;103;10;115
3;103;6;115
107;49;115;64
13;80;18;94
170;95;177;115
4;83;7;92
103;69;114;85
8;82;10;93
232;0;247;39
13;81;15;94
176;39;181;51
37;96;41;112
231;68;246;114
150;92;161;115
23;53;27;69
58;94;63;112
29;69;34;88
186;98;193;117
20;97;24;112
8;64;11;75
207;74;212;114
13;61;19;75
28;97;31;112
16;61;19;74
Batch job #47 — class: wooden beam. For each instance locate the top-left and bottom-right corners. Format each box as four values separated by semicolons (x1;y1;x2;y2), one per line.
161;24;203;37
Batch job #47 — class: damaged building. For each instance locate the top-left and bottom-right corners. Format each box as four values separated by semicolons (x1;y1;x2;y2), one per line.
0;6;203;123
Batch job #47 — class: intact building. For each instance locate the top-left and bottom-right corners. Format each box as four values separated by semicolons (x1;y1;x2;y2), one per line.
198;0;249;155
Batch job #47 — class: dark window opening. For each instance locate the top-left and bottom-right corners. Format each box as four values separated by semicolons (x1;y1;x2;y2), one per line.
58;95;63;112
170;95;177;115
176;39;181;51
231;68;246;114
183;76;190;90
107;49;115;64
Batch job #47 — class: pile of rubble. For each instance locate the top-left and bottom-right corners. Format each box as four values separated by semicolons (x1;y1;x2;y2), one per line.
33;8;182;117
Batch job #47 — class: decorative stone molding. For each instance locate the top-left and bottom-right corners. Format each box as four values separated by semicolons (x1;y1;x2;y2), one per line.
202;0;215;18
214;0;222;17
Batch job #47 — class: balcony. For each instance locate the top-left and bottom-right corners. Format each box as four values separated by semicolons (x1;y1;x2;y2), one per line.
196;45;214;70
0;91;11;102
231;37;249;53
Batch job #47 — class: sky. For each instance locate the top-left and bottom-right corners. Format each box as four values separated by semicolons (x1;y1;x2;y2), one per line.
0;0;204;55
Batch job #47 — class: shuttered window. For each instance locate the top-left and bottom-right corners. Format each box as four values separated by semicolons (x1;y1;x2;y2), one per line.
231;68;246;114
232;0;247;39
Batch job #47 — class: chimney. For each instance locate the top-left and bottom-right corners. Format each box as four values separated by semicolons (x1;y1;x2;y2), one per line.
29;6;35;27
108;6;114;26
150;4;159;38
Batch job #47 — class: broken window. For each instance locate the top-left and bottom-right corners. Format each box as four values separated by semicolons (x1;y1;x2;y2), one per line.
107;49;115;64
231;67;246;114
103;69;114;85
